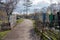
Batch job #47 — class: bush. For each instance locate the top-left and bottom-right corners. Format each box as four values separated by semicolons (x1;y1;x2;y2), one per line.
16;19;23;23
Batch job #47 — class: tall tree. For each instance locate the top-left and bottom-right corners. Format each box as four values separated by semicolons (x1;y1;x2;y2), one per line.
23;0;32;15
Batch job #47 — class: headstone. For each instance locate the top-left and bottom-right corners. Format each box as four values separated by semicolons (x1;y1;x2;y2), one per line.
9;14;16;29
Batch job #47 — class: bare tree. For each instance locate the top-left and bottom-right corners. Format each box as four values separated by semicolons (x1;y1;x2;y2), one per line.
23;0;32;16
0;0;20;22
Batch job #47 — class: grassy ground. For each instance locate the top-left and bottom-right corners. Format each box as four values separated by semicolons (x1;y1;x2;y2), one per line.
0;30;10;40
16;18;24;24
0;18;23;40
33;20;59;40
0;19;24;40
0;21;2;23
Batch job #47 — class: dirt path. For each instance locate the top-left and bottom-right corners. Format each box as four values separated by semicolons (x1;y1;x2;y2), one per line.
3;19;39;40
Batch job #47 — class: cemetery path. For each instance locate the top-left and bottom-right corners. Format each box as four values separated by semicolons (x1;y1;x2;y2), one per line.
3;19;39;40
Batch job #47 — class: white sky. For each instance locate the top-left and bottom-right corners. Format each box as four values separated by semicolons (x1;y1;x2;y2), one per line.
13;0;60;14
1;0;60;14
31;0;59;5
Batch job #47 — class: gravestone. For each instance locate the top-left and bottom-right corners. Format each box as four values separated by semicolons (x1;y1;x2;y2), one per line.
9;14;16;29
1;14;17;30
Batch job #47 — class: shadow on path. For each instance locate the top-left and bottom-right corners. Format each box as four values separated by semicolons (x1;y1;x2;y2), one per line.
29;28;40;40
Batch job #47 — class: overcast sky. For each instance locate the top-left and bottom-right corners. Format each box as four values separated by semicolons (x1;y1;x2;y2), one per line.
13;0;60;14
